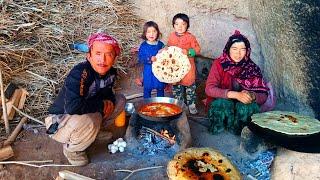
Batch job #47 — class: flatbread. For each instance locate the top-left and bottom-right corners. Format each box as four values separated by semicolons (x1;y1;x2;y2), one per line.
167;147;241;180
251;111;320;135
152;46;191;83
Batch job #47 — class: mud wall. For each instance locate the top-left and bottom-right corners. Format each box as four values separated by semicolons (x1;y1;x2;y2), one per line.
250;0;320;118
133;0;265;69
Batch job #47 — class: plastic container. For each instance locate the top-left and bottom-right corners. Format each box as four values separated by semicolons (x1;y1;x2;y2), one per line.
114;110;126;127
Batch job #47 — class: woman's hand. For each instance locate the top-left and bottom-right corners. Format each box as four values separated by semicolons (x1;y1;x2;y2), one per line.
227;90;254;104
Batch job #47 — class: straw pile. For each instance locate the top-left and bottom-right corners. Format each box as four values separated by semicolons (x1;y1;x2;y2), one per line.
0;0;142;122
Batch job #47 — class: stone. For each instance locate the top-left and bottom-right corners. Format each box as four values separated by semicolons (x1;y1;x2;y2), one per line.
271;148;320;179
250;0;320;119
240;126;275;157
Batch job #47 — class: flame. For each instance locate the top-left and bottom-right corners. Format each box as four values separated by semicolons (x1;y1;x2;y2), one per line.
160;129;176;142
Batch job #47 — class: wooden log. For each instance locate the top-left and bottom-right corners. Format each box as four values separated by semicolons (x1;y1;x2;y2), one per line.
1;89;23;120
18;89;28;109
0;145;14;161
0;69;9;134
58;170;95;180
3;117;28;147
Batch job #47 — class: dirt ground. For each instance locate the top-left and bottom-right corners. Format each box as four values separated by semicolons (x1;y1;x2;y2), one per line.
0;102;246;180
0;67;249;180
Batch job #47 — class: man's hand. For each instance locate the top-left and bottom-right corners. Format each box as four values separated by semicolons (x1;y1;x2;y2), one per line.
103;100;115;119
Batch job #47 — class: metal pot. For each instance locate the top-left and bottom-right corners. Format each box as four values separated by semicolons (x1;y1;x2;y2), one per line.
134;97;185;122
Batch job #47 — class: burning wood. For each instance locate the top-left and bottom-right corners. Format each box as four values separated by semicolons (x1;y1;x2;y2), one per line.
140;127;176;145
160;129;176;142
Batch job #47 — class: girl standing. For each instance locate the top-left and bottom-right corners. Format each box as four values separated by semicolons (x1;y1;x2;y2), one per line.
167;13;201;114
138;21;166;98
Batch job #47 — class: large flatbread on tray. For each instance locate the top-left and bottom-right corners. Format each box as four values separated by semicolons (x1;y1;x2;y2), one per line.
251;111;320;135
167;147;241;180
152;46;191;83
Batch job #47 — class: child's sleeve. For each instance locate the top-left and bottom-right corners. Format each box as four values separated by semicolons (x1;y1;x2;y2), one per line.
190;35;201;55
138;44;146;64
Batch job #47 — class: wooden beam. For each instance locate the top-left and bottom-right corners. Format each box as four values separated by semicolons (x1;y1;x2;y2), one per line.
58;170;95;180
2;89;23;120
3;117;28;146
0;69;9;134
18;88;28;109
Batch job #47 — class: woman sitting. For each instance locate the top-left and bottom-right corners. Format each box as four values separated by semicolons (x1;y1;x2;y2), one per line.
205;30;269;135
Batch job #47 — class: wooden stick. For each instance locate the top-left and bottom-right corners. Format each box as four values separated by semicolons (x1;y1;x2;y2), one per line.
14;160;53;164
0;145;14;161
141;127;175;145
114;166;163;180
58;170;95;180
0;69;9;134
11;105;45;125
3;117;28;146
26;70;58;85
0;161;77;168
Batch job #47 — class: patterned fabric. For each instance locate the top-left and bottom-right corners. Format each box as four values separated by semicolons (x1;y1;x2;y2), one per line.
87;33;121;56
218;30;269;94
220;54;269;93
172;84;196;105
208;98;260;134
138;41;166;98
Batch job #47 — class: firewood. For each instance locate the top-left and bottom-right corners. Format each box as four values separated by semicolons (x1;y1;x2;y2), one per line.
17;88;28;109
0;145;14;161
0;69;9;134
1;89;23;120
4;83;18;100
58;170;95;180
2;117;27;147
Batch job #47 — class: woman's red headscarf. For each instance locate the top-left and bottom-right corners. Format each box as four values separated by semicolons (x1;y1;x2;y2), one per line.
219;30;269;93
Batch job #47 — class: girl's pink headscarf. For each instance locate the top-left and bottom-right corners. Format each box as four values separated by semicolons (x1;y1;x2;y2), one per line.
87;33;121;56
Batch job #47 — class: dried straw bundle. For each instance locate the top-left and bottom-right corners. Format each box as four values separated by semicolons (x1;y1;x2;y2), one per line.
0;0;142;121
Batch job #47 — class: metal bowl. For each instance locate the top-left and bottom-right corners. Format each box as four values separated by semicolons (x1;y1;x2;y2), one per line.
134;97;186;122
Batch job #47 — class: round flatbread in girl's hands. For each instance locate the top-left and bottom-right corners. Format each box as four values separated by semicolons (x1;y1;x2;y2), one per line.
152;46;191;83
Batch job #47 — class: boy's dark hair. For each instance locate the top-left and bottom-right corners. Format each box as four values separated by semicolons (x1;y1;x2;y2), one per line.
172;13;190;30
141;21;161;41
